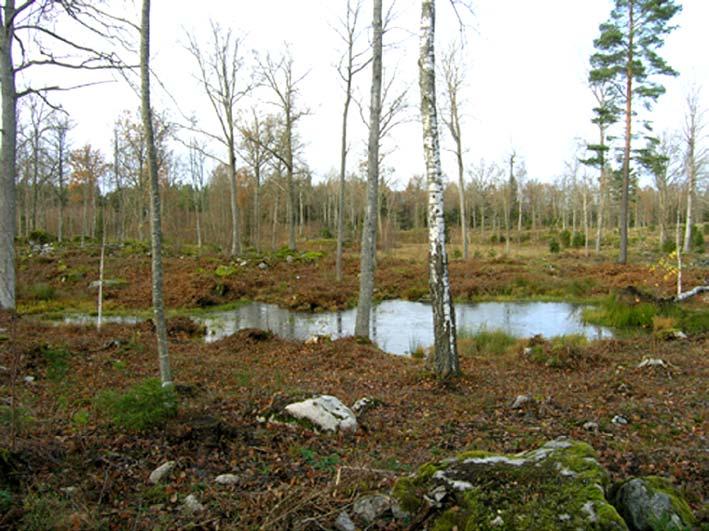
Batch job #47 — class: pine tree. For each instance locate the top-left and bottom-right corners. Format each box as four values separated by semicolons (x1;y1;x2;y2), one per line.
589;0;681;264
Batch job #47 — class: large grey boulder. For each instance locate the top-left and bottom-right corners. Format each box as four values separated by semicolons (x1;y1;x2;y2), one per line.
283;395;357;433
614;477;695;531
392;437;628;530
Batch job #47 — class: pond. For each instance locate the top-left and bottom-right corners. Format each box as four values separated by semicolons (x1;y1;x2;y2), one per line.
55;300;613;356
195;300;613;355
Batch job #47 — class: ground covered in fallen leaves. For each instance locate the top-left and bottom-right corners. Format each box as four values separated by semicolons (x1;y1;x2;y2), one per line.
2;240;708;529
1;310;707;529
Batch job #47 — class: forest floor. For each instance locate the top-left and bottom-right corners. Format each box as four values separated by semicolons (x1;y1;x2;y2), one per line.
1;239;708;529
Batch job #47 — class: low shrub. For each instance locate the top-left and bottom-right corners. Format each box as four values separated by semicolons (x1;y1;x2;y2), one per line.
95;378;177;431
559;229;571;247
549;239;560;254
583;295;658;329
28;283;56;301
571;232;585;248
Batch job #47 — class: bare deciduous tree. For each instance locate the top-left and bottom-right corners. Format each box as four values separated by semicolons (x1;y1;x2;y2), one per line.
441;43;468;258
186;23;249;257
354;0;383;338
141;0;172;386
682;87;707;252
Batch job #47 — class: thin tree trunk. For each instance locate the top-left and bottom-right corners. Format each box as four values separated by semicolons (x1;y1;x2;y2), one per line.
141;0;172;386
619;2;634;264
354;0;382;338
419;0;459;379
228;147;240;256
336;71;353;281
0;1;18;310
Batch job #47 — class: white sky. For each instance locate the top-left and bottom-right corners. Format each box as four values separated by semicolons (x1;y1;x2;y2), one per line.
31;0;709;188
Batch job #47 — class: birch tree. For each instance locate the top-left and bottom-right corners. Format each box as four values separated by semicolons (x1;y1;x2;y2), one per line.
419;0;459;378
140;0;172;386
354;0;383;338
186;23;249;257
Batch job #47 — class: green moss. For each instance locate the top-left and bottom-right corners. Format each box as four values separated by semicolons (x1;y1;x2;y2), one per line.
642;476;696;527
400;439;627;531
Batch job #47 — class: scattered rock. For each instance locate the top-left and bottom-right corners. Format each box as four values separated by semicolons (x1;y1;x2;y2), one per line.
583;421;599;431
391;437;627;530
334;511;356;531
637;358;667;368
182;494;205;513
612;415;629;425
351;397;379;416
284;395;357;433
89;279;127;290
672;330;687;340
258;262;269;270
23;375;35;383
214;474;239;485
614;477;695;531
149;461;176;484
304;335;330;345
285;255;295;264
352;494;404;523
510;394;532;409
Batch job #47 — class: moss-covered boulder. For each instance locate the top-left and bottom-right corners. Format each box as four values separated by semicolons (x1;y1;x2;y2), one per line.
392;437;627;530
613;476;695;531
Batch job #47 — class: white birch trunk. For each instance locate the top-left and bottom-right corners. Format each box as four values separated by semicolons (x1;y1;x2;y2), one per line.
419;0;459;378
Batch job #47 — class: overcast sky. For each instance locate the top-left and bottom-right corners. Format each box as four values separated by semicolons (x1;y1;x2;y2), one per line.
31;0;709;189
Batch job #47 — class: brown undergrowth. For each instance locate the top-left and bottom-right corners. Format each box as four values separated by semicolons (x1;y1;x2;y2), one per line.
0;314;706;529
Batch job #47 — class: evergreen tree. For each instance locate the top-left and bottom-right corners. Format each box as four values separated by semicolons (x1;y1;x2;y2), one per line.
589;0;681;264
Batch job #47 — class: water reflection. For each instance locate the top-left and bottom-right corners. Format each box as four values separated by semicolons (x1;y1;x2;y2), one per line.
197;300;613;355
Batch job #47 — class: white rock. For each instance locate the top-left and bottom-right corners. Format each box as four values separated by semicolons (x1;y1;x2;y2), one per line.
214;474;239;485
334;511;356;531
612;415;629;425
672;330;687;340
284;395;357;433
149;461;176;484
637;358;667;368
258;262;269;270
583;421;599;431
510;395;531;409
491;515;505;527
182;494;204;513
286;255;295;264
23;375;35;383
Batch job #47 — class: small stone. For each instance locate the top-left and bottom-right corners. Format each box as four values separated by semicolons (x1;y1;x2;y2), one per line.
510;394;531;409
352;494;393;523
214;473;239;485
334;511;356;531
60;486;78;496
522;347;533;355
424;485;448;508
583;421;599;431
23;375;35;383
491;515;505;527
258;262;269;270
351;397;378;416
672;330;687;340
612;415;628;425
637;358;667;368
149;461;176;484
182;494;204;513
286;255;294;264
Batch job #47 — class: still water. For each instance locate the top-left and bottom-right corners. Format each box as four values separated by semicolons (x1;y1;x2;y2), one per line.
195;300;613;355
